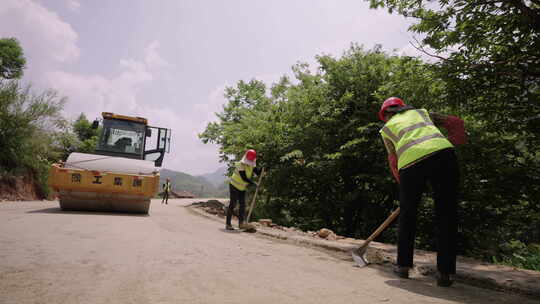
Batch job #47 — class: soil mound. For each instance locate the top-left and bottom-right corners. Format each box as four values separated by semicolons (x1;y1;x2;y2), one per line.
0;173;43;201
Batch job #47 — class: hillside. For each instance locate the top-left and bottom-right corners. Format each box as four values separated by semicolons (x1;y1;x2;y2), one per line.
159;168;227;198
198;166;228;187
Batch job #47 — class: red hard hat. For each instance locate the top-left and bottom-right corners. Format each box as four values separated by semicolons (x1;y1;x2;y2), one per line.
378;97;406;122
245;149;257;161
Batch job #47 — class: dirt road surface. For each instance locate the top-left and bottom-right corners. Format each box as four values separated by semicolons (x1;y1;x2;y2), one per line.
0;199;536;304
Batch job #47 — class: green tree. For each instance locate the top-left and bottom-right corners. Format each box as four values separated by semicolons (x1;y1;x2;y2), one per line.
72;113;99;153
53;113;101;160
366;0;540;122
0;81;66;193
201;46;444;236
0;38;26;79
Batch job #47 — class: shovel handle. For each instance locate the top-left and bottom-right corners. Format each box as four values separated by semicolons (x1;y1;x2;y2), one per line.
246;168;265;223
365;207;400;243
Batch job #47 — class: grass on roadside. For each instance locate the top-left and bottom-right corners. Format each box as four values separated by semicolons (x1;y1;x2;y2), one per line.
493;241;540;272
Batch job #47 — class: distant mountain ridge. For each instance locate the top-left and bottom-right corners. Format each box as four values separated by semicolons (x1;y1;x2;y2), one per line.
198;166;228;187
159;168;228;198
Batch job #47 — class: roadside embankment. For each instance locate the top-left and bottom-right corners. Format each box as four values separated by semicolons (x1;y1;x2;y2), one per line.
0;173;43;201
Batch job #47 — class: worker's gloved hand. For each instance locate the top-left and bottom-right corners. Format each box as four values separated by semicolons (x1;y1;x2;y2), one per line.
388;154;400;183
442;115;467;145
254;167;263;176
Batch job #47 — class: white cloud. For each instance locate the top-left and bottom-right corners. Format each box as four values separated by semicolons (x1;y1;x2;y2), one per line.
144;41;169;69
127;99;222;175
66;0;81;11
0;0;80;66
194;73;282;129
165;84;230;174
44;40;168;119
194;83;229;126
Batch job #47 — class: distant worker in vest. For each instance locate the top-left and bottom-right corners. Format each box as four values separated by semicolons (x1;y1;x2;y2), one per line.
162;178;172;205
378;97;467;287
226;149;262;230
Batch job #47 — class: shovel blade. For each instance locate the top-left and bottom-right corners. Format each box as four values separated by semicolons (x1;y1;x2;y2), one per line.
351;250;369;267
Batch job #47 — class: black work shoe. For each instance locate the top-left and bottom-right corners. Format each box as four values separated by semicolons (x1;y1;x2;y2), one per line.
393;266;410;279
225;224;235;230
436;272;453;287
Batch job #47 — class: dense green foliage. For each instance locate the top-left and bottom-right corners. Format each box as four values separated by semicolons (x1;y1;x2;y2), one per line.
0;37;66;196
200;46;443;237
201;40;539;269
0;38;26;80
72;114;100;152
54;113;100;161
0;81;66;194
494;241;540;271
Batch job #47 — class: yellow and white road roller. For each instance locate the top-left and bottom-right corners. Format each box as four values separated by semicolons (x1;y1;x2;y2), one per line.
48;112;171;214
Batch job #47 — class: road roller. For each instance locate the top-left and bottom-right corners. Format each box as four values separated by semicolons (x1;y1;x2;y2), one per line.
48;112;171;214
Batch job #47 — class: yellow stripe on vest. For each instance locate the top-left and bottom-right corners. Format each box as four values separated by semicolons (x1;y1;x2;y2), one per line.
396;133;446;158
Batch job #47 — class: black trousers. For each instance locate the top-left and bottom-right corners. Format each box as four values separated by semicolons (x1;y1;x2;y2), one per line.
226;184;246;225
161;191;169;203
398;148;459;274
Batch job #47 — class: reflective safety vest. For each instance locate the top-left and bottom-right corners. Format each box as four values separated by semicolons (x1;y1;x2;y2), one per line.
380;109;453;170
164;182;171;192
230;162;254;191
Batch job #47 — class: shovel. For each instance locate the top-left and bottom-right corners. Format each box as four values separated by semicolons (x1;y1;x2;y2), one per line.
246;168;265;223
352;207;400;267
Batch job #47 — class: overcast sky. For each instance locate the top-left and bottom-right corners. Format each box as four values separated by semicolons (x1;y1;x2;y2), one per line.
0;0;421;175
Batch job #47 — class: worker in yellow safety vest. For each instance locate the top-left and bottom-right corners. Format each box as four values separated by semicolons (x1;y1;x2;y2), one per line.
378;97;467;287
226;149;262;230
162;178;171;205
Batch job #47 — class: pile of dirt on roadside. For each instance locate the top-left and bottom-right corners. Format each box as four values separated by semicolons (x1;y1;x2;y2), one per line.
193;200;351;240
0;173;43;201
190;199;228;217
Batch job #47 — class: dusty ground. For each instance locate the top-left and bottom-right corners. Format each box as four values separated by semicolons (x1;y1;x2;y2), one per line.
0;199;536;304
